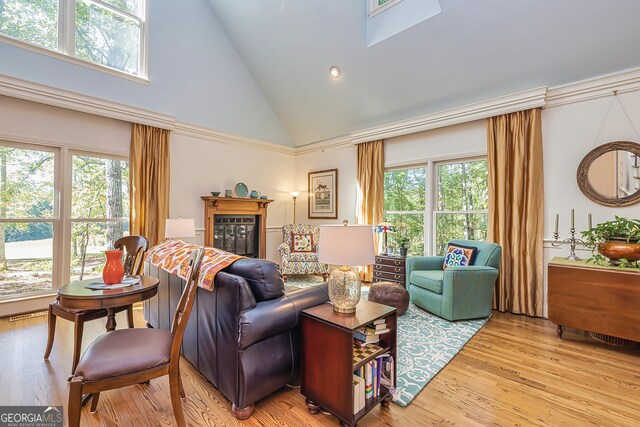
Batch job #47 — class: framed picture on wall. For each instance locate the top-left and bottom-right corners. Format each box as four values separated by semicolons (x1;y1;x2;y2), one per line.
308;169;338;219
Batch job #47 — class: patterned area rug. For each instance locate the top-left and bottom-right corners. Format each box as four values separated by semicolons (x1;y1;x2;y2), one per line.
286;275;488;407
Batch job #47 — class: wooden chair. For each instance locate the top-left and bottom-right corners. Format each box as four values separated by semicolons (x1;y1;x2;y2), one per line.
44;235;149;373
67;248;204;427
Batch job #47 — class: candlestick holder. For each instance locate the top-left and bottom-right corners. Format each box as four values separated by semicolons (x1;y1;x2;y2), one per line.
552;227;586;261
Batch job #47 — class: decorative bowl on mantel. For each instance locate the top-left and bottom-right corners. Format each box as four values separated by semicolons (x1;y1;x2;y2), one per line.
211;191;221;197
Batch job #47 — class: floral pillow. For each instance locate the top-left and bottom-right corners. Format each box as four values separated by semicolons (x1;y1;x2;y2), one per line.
443;244;477;270
292;233;314;252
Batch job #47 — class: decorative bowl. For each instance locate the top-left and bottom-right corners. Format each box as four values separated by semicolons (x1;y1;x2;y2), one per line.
210;191;221;196
260;195;268;199
597;238;640;262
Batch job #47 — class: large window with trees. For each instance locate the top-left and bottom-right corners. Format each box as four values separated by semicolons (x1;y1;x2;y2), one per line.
434;159;488;255
0;143;58;297
0;141;128;299
70;153;129;281
0;0;146;77
383;167;426;256
383;157;488;257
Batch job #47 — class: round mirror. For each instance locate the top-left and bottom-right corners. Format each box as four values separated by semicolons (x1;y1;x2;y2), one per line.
577;141;640;207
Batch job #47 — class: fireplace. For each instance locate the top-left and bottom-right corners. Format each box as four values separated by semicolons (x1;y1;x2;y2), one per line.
214;215;259;257
202;196;273;258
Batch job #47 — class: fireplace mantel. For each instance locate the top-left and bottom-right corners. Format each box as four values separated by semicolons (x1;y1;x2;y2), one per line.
201;196;274;258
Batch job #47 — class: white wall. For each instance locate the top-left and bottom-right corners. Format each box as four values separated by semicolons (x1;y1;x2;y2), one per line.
0;1;292;145
541;91;640;316
295;144;358;226
170;133;296;264
0;95;130;154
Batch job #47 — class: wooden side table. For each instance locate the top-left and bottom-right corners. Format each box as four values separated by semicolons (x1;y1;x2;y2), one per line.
373;255;406;287
301;300;397;426
548;257;640;342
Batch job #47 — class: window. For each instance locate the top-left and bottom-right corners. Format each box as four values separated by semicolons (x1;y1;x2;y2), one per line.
0;141;129;300
383;157;488;257
384;167;426;256
369;0;403;17
434;159;488;255
0;143;58;297
0;0;146;78
70;153;129;281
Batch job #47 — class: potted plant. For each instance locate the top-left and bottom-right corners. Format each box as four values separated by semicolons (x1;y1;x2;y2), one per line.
397;235;410;257
581;216;640;265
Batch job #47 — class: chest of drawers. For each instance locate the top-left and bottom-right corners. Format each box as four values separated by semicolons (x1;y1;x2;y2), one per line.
373;255;406;287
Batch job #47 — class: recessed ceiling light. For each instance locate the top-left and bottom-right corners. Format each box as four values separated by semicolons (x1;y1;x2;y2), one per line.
329;66;341;78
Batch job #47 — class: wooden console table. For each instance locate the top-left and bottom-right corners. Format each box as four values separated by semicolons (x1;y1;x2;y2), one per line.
547;257;640;342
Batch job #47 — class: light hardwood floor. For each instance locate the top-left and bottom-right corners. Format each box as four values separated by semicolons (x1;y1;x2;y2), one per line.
0;308;639;426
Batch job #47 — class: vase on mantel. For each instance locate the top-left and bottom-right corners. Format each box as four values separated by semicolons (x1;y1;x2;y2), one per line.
103;250;125;284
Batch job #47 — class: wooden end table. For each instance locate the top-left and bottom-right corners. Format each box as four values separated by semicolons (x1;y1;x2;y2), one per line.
57;275;160;332
301;300;397;426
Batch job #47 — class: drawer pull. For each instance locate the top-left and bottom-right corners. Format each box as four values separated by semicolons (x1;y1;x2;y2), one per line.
394;261;401;265
395;275;401;279
395;267;401;272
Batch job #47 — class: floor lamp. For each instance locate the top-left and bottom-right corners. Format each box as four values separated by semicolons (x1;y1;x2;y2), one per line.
290;191;300;223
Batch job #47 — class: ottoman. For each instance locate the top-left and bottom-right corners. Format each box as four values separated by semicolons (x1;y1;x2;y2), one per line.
368;281;410;316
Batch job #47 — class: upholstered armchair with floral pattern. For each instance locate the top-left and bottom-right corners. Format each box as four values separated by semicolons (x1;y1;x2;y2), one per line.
278;224;329;282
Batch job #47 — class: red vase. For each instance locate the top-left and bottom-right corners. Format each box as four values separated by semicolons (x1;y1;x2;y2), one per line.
103;250;125;285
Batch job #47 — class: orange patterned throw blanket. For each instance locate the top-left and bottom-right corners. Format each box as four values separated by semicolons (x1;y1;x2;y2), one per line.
145;240;243;291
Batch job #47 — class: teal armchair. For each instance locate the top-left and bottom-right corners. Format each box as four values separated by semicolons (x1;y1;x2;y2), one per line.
406;239;501;321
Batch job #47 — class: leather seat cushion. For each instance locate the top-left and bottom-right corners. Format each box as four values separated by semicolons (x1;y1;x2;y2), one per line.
75;328;173;381
285;252;319;262
410;271;444;294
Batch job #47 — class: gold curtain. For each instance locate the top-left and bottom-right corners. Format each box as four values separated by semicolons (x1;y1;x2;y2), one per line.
356;140;384;282
487;108;544;317
130;124;170;247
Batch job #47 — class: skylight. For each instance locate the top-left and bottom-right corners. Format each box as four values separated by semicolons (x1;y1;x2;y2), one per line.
369;0;404;17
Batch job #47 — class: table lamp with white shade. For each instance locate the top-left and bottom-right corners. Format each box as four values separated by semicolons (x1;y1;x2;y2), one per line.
165;218;196;239
318;221;375;314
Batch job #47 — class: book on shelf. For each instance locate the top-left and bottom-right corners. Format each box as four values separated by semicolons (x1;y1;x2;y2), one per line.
372;318;386;326
365;362;373;399
352;374;365;414
370;323;388;331
354;330;380;344
365;326;390;335
380;355;394;389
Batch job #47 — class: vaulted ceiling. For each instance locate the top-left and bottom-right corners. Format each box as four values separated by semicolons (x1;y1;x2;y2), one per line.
208;0;640;146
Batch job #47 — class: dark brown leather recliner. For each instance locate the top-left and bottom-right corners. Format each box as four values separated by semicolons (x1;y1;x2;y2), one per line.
143;258;329;419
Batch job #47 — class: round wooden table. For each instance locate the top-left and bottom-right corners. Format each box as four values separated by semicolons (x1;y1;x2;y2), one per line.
57;275;159;332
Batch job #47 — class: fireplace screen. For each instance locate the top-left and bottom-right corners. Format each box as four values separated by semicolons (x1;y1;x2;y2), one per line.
213;215;259;257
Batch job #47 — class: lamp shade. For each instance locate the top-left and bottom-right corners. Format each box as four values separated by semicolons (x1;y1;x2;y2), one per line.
165;218;196;238
318;224;375;266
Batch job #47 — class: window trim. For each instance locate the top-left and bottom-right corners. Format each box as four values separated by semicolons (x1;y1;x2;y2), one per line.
384;154;488;257
369;0;403;17
0;0;148;83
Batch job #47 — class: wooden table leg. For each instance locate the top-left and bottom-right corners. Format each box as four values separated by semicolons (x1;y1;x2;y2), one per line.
557;324;563;340
106;309;117;332
305;398;320;414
